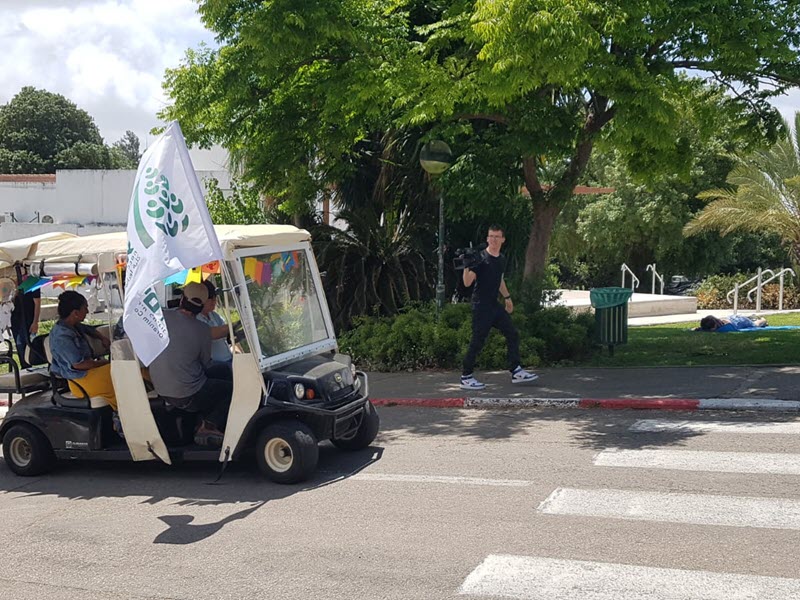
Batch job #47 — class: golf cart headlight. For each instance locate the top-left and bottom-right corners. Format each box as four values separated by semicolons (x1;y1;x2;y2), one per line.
350;363;357;377
293;383;305;400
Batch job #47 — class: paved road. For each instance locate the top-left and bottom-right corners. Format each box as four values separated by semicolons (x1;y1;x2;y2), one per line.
368;365;800;401
0;406;798;599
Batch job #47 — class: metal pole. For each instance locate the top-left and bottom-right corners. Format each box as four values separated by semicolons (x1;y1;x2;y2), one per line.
756;267;762;314
733;283;739;315
436;191;445;313
651;264;656;295
780;270;785;311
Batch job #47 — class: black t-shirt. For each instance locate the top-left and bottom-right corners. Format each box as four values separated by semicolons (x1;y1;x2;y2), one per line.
471;252;506;306
11;287;40;329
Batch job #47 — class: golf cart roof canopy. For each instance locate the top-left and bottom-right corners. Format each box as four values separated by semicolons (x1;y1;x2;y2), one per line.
0;232;79;270
0;225;311;271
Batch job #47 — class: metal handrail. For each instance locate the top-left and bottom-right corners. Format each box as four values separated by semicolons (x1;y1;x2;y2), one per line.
746;267;796;310
646;263;664;295
621;263;639;291
727;268;775;315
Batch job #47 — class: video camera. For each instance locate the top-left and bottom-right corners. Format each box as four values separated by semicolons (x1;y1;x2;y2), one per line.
453;243;488;271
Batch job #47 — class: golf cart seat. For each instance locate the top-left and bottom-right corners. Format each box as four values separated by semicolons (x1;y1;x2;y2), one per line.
42;335;111;409
0;338;50;405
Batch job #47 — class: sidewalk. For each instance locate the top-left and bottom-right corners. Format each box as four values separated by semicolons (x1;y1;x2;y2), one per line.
367;365;800;411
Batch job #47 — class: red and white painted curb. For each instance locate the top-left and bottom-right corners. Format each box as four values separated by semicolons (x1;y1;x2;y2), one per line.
371;397;800;411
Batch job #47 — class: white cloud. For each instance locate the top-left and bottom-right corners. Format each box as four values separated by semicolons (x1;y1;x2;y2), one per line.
0;0;215;148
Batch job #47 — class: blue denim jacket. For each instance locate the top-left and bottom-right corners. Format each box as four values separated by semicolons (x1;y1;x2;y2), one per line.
49;321;93;380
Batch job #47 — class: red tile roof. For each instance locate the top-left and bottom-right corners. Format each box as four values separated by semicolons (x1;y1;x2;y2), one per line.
0;174;56;183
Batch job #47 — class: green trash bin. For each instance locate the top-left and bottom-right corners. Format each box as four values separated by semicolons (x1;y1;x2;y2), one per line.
590;287;634;355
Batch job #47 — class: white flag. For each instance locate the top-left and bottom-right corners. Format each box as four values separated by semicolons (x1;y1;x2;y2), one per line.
123;121;222;366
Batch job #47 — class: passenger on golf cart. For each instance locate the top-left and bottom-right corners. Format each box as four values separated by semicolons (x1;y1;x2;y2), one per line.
49;291;115;408
148;282;232;447
197;278;234;373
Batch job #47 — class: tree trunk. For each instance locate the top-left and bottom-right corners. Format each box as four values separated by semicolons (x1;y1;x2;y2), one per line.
520;101;614;280
523;199;562;279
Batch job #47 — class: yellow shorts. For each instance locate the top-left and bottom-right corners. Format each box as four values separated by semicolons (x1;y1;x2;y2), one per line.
68;364;117;410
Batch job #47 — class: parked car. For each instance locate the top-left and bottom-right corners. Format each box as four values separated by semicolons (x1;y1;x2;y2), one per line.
665;275;700;296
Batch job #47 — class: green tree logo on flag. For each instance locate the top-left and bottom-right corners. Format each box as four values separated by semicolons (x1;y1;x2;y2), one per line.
132;167;190;248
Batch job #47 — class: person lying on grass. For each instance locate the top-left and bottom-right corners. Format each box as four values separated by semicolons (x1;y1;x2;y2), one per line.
694;315;768;332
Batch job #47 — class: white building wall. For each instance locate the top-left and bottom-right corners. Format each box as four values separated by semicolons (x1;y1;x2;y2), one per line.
55;170;134;224
0;167;231;230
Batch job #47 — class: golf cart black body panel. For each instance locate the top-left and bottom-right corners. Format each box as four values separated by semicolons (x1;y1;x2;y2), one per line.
0;390;108;451
266;354;360;406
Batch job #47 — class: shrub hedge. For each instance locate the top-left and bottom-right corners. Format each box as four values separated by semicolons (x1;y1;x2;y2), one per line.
695;273;800;310
339;302;595;371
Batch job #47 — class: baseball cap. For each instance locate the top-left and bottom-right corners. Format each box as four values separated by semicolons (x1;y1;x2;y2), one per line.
181;282;210;309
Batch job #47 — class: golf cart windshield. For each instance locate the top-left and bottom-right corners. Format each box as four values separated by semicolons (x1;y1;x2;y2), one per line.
235;244;334;367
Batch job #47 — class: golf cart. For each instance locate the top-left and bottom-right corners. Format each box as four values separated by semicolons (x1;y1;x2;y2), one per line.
0;225;378;484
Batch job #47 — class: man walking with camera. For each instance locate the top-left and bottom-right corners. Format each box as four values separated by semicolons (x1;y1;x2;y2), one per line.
460;225;538;390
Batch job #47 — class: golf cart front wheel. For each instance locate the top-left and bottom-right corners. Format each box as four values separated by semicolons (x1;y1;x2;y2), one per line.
3;424;56;476
255;421;319;484
331;401;380;451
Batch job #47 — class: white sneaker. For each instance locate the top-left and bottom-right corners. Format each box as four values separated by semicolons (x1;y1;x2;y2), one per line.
511;367;538;384
460;375;486;390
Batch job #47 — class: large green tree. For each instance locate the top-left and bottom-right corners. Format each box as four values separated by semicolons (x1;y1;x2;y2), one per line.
0;87;114;173
111;130;141;168
549;90;791;285
161;0;800;279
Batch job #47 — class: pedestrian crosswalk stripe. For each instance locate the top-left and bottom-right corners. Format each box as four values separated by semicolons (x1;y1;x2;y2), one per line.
594;448;800;475
459;554;800;599
537;488;800;530
350;473;532;487
630;419;800;434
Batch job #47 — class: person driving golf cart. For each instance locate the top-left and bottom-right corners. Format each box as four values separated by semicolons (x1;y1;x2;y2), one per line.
49;290;115;408
147;282;232;447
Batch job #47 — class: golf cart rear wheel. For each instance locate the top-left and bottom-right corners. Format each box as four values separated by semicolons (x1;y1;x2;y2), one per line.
3;424;56;476
332;401;380;451
256;421;319;484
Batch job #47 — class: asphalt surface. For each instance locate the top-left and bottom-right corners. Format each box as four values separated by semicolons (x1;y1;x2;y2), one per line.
367;365;800;401
0;406;798;599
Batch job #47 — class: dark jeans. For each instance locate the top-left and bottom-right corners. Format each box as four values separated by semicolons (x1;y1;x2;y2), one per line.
163;378;233;431
462;302;521;376
206;361;233;381
12;325;31;369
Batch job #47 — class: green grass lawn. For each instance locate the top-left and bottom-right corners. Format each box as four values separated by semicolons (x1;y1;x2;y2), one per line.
583;313;800;367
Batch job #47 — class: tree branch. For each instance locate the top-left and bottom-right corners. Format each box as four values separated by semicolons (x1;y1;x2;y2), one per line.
522;156;543;196
552;99;615;198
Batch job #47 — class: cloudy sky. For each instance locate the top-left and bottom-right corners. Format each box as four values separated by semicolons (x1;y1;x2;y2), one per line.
0;0;798;157
0;0;216;152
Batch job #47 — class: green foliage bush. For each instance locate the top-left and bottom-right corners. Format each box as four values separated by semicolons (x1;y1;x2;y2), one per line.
339;302;594;371
695;273;800;310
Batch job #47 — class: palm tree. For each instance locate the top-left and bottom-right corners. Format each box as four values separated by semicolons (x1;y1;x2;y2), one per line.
312;129;437;329
684;112;800;263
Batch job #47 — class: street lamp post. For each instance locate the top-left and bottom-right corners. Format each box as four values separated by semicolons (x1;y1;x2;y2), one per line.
419;140;454;314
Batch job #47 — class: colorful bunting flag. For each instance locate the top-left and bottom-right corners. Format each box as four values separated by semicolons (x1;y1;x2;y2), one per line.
164;270;189;285
202;260;220;274
185;266;203;284
19;276;46;293
244;257;257;281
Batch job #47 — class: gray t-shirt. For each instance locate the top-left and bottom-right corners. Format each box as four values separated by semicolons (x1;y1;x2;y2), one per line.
148;308;212;399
